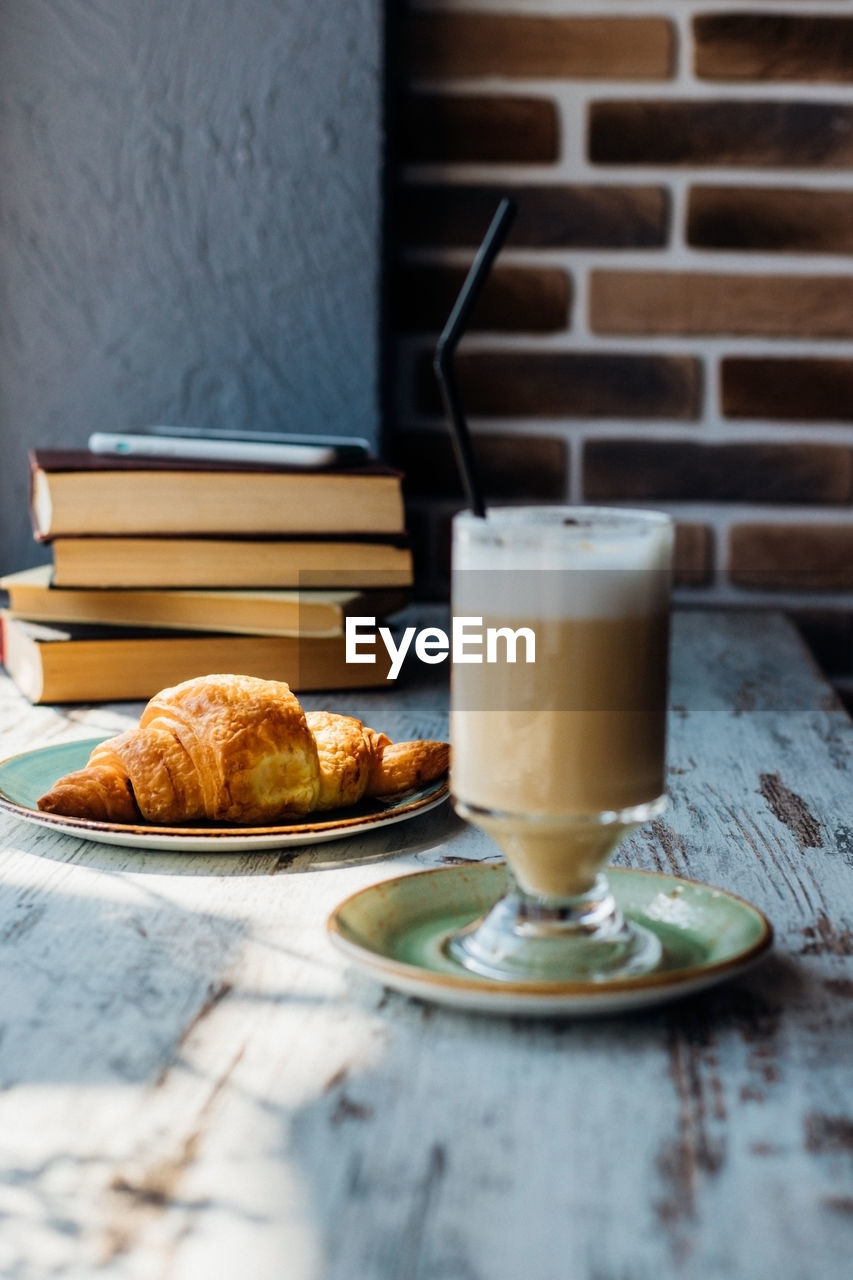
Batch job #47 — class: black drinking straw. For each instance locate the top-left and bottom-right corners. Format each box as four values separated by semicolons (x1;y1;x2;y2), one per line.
433;197;516;518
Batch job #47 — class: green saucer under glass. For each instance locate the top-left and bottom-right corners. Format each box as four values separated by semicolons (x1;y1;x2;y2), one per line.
327;862;773;1018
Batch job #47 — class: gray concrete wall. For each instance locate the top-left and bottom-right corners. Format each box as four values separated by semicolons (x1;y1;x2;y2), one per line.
0;0;384;573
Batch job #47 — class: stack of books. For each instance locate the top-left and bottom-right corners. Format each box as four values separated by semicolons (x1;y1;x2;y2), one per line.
0;447;412;702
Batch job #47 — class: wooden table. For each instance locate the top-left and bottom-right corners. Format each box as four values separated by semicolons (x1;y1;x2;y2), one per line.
1;609;852;1279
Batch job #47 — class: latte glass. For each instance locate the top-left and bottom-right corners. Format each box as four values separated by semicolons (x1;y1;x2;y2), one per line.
448;506;674;982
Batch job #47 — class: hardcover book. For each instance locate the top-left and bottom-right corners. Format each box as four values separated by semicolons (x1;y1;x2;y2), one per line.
47;535;413;590
0;565;408;638
0;612;394;704
29;449;406;540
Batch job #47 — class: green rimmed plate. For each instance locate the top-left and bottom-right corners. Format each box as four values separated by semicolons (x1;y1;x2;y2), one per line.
0;737;449;853
328;863;773;1017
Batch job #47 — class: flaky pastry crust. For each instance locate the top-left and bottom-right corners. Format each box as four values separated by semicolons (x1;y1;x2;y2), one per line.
36;674;448;826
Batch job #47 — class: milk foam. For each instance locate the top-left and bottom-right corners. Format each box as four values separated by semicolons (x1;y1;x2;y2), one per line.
452;507;673;621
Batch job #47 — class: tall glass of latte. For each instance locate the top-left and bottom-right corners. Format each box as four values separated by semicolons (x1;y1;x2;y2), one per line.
448;506;674;982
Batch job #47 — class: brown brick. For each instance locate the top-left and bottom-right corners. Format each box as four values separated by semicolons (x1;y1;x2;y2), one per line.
583;440;852;504
394;431;568;501
415;351;700;420
391;264;570;334
674;523;714;587
688;186;853;254
730;524;853;590
590;271;853;338
399;94;558;165
589;100;853;167
695;14;853;83
394;184;669;250
722;358;853;421
401;14;673;80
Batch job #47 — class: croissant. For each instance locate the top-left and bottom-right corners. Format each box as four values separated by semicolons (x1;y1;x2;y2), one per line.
36;674;449;825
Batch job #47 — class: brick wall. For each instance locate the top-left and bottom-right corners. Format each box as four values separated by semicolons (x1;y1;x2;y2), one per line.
386;0;853;695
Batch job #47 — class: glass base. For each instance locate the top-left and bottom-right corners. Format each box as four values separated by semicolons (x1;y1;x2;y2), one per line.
444;872;662;983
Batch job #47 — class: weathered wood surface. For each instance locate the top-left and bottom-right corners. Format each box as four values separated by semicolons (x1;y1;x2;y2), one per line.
0;609;852;1279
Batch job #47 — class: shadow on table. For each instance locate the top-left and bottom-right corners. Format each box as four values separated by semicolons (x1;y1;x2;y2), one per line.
281;946;822;1280
0;871;249;1086
4;799;464;878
